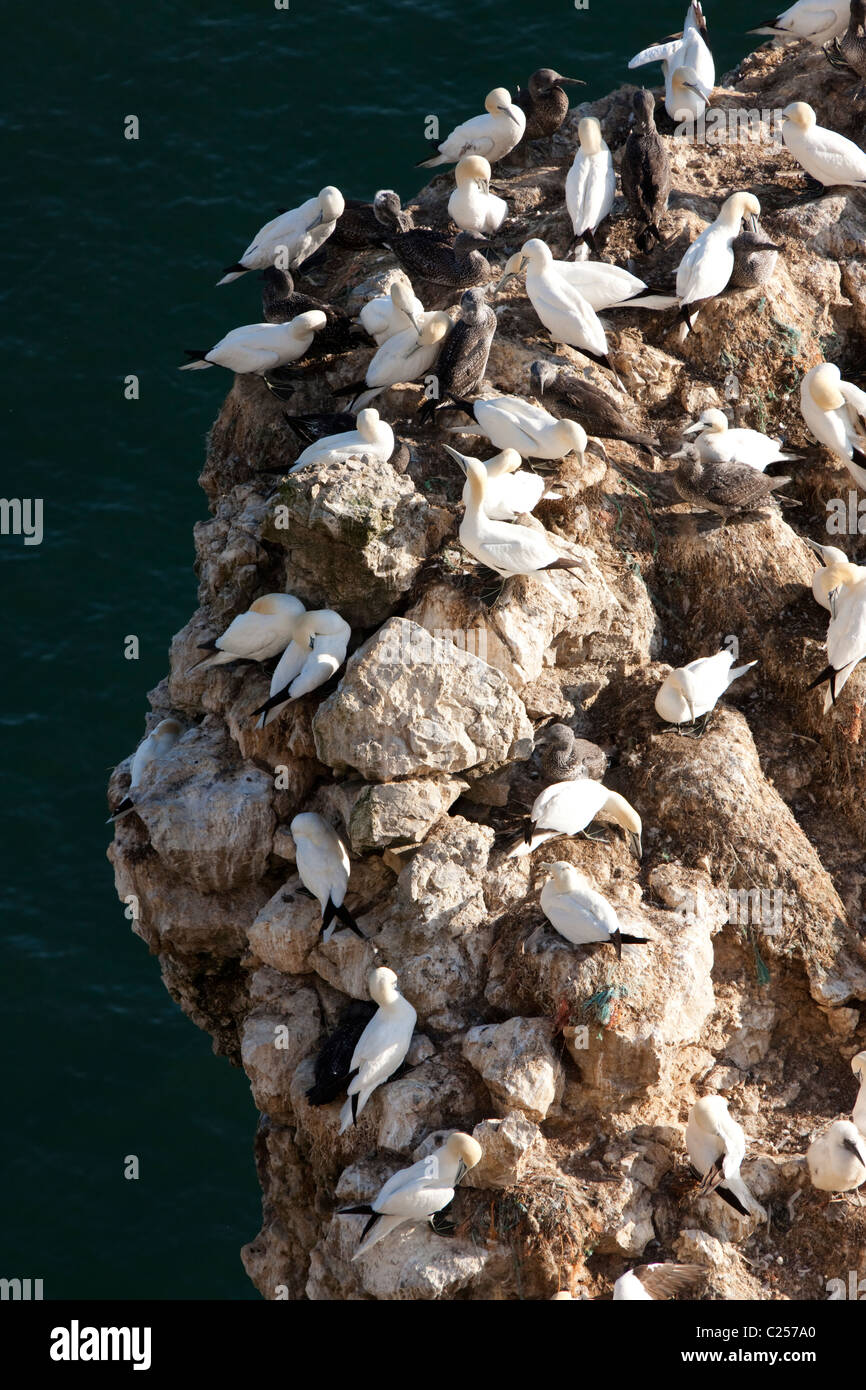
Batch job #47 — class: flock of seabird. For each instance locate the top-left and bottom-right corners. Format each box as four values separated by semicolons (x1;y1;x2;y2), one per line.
114;2;866;1294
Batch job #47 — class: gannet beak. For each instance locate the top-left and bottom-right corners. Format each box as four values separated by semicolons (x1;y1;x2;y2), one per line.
455;1160;468;1185
478;178;490;196
683;81;710;99
500;106;521;125
306;212;324;230
496;255;526;290
556;76;585;85
682;422;703;435
443;444;471;474
804;538;827;561
409;311;425;333
629;830;643;860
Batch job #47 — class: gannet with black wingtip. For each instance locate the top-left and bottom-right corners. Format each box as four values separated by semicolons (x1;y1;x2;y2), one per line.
341;1131;483;1258
290;811;363;940
539;862;649;959
417;88;526;167
800;362;866;488
179;312;327;375
807;571;866;710
188;593;306;672
108;718;183;822
509;777;642;858
288;408;394;472
448;395;587;463
629;2;715;122
457;451;589;580
448;156;508;235
359;275;425;346
499;239;613;372
253;609;351;727
686;1096;768;1221
552;260;678;313
565;117;616;255
807;1120;866;1195
852;1051;866;1135
336;310;452;410
675;192;761;331
750;1;851;46
781;101;866;187
217;186;345;285
444;444;547;521
655;650;757;726
677;408;801;471
805;539;866;611
306;1000;377;1107
338;967;417;1133
613;1264;706;1301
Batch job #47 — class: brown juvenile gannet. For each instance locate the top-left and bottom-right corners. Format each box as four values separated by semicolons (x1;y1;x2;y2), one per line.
530;359;659;452
674;449;791;522
516;68;585;140
620;89;671;254
826;0;866;92
540;724;608;781
418;287;496;423
330;190;413;248
260;267;360;356
381;223;492;290
730;215;782;288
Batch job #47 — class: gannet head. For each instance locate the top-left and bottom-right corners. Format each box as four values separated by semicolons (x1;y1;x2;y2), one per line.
456;154;492;194
485;87;519;124
631;88;656;130
530;67;585;95
250;593;306;620
373;189;404;227
459;286;490;322
368;965;400;1006
317;185;345;221
356;408;381;442
602;791;643;859
442;443;475;476
262;265;292;292
538;859;581;891
418;310;452;346
782;101;816;132
530;359;557;395
852;1050;866;1080
691;1095;730;1134
684;408;728;435
292;309;327;337
290;810;329;844
390;277;424;333
805;538;849;566
808;362;845;411
578;116;604;154
551;418;588;455
486;447;523;477
153;717;183;741
443;1131;483;1179
671;65;711;99
721;192;761;224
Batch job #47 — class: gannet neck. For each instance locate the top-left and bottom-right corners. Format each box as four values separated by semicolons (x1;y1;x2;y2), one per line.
356;408;379;442
701;408;728;434
419;310;452;345
369;966;399;1006
810;362;846;410
578;116;603;154
463;455;488;510
487;448;522;478
603;791;642;856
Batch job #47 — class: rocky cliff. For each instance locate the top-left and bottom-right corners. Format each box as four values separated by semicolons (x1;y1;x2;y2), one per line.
108;38;866;1300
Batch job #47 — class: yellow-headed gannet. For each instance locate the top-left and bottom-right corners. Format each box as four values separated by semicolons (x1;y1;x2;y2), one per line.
655;649;757;727
781;101;866;187
613;1264;706;1301
444;444;547;521
288;408;394;472
253;609;351;726
852;1051;866;1135
800;362;866;489
448;395;587;462
807;571;866;710
677;408;802;471
686;1096;768;1221
341;1131;482;1257
189;593;306;672
448;155;508;235
107;718;183;822
750;1;851;46
457;452;588;580
508;776;642;858
565;117;616;255
337;310;452;410
807;1119;866;1194
806;539;866;611
290;811;363;940
179;312;327;375
358;275;425;346
675;192;761;331
417;89;526;167
500;239;614;373
539;861;649;958
217;186;345;285
628;2;715;123
338;966;417;1132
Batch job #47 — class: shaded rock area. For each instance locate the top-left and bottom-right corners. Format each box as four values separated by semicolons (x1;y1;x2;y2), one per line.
109;39;866;1300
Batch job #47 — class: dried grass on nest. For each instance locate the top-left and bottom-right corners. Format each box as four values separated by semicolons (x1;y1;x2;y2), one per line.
468;1175;592;1294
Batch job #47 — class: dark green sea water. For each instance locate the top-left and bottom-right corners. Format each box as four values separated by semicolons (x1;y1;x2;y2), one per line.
3;0;760;1298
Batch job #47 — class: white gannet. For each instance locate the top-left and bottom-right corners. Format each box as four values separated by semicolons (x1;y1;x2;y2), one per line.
655;649;757;726
800;362;866;488
290;810;363;940
538;861;649;958
456;452;588;580
108;718;183;822
686;1096;767;1221
339;310;452;410
288;408;394;472
358;275;425;346
552;260;678;313
338;967;417;1132
340;1131;483;1258
417;89;526;167
253;608;351;727
449;395;587;463
448;155;508;235
781;101;866;187
750;1;851;46
188;593;306;672
807;1120;866;1195
217;186;345;285
808;571;866;710
806;539;866;611
613;1264;706;1301
565;117;616;254
628;2;715;123
500;239;613;371
509;777;642;859
675;192;761;331
852;1051;866;1135
444;444;546;521
179;312;327;375
677;408;801;471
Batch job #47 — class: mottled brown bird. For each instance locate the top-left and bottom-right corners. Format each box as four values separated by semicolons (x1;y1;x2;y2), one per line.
381;224;492;290
530;359;658;453
260;267;361;356
826;0;866;90
621;89;671;254
516;68;585;140
540;724;608;782
329;190;414;249
674;448;791;520
730;215;781;288
418;288;496;423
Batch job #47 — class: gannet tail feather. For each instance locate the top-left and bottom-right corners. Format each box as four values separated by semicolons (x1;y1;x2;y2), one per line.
106;796;135;824
217;264;247;286
179;350;212;370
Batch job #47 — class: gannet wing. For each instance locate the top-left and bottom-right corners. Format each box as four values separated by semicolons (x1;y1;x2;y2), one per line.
635;1263;706;1299
628;39;682;68
216;611;286;659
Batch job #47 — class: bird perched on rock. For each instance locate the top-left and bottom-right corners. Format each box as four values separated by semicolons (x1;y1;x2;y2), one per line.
444;444;547;521
382;225;493;291
516;68;585;140
335;309;452;411
358;275;425;346
455;451;589;582
686;1096;767;1221
340;1131;483;1258
565;117;616;255
539;861;649;959
253;609;351;726
807;1120;866;1197
216;186;344;284
260;267;360;356
655;650;757;729
445;394;587;463
329;190;413;248
290;811;364;940
448;156;507;236
807;571;866;710
280;409;358;447
799;361;866;488
417;88;525;166
540;724;607;781
500;239;614;373
806;538;866;611
188;593;306;672
508;776;642;858
288;408;395;472
339;966;417;1132
629;2;714;123
675;191;761;332
549;259;677;312
750;0;851;46
676;408;802;471
621;89;671;254
530;360;658;452
306;1001;377;1106
107;718;183;822
179;312;327;379
730;215;782;288
673;449;791;522
781;101;866;187
825;0;866;91
613;1264;706;1301
418;287;496;423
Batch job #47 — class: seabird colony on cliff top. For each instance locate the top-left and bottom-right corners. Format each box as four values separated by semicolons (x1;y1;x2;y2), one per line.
113;0;866;1284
